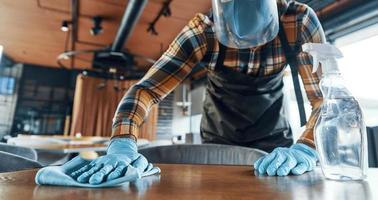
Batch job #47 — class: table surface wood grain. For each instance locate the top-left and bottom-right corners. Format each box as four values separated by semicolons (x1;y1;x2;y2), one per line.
0;164;377;200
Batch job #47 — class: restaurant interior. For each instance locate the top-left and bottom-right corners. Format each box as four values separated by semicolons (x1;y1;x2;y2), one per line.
0;0;377;199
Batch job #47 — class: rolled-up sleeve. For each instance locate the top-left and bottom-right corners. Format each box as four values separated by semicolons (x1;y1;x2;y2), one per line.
296;6;326;148
112;14;209;137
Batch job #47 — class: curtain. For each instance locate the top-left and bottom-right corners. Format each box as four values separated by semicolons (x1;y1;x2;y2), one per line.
70;74;158;140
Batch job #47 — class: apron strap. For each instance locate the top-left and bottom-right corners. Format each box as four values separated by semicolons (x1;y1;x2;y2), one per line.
215;42;227;71
278;22;307;127
257;45;269;76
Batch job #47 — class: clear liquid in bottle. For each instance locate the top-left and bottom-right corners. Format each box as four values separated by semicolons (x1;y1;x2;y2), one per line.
315;97;368;180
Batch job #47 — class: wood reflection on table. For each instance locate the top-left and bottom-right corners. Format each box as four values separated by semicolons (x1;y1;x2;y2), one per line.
27;143;107;153
0;164;377;200
7;135;109;153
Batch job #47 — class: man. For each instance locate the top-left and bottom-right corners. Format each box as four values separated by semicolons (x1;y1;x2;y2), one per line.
71;0;325;184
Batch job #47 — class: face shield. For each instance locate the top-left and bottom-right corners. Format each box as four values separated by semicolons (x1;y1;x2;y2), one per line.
212;0;279;49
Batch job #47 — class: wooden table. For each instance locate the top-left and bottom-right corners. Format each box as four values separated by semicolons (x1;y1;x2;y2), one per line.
0;164;377;200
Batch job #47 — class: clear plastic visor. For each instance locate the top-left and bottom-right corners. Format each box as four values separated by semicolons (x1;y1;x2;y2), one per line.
212;0;279;49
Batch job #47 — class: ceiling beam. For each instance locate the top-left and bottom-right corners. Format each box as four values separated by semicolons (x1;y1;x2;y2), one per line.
322;0;378;41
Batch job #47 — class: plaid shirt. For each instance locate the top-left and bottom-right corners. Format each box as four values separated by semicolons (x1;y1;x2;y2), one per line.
113;0;325;148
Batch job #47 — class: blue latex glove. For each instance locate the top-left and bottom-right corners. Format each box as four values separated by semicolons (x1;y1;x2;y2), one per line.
70;137;149;185
35;156;160;187
253;144;318;176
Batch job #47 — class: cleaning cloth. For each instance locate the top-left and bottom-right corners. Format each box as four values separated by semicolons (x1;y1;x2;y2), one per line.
35;156;160;188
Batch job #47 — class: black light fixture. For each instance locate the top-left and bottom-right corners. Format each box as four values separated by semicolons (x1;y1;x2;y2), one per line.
147;0;173;36
162;3;171;17
90;16;103;36
61;20;71;32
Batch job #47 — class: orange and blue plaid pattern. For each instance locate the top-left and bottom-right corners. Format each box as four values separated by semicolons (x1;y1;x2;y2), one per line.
113;0;325;148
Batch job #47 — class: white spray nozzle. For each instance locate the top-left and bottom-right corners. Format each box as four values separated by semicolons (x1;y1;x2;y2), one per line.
302;43;343;73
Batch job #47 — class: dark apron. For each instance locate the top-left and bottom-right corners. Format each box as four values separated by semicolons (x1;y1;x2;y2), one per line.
200;24;298;153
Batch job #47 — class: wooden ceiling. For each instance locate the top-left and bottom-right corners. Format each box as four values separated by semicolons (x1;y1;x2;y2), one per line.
0;0;211;70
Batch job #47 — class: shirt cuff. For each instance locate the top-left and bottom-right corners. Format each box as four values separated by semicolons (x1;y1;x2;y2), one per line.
112;123;139;138
296;129;316;149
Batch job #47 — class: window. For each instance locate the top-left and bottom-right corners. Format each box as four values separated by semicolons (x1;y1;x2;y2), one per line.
287;24;378;140
335;24;378;126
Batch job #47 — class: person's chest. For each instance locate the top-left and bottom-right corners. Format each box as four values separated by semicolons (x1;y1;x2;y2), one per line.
201;36;289;77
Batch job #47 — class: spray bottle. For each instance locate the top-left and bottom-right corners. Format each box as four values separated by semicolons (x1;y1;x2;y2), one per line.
303;43;368;180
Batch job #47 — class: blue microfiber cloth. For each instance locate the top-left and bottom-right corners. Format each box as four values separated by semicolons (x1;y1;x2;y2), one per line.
35;156;160;188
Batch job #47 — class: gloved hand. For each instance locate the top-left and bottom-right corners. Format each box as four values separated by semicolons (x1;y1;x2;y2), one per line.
70;137;149;185
253;144;318;176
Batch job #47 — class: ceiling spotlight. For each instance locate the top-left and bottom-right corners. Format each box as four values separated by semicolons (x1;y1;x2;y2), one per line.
61;20;71;32
90;16;103;36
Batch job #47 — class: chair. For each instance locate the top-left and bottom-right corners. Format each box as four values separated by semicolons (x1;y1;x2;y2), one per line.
0;142;38;161
139;144;267;165
0;151;42;173
7;137;70;166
